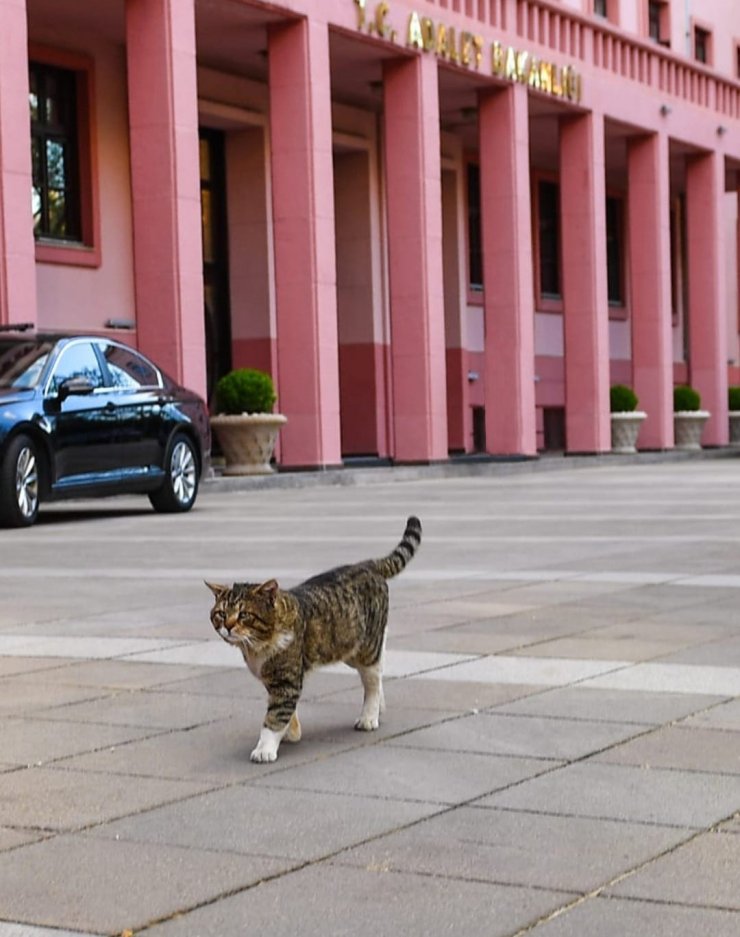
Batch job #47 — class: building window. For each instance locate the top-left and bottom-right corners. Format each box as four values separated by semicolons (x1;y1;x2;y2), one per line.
647;1;669;46
467;163;483;291
592;0;619;26
605;196;625;307
694;26;711;65
537;179;561;299
28;47;98;266
30;62;81;241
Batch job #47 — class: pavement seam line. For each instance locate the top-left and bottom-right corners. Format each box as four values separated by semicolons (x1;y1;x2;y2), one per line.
502;807;740;936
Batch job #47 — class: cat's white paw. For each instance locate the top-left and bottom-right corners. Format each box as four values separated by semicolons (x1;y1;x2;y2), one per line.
250;726;282;762
354;715;379;731
250;744;278;763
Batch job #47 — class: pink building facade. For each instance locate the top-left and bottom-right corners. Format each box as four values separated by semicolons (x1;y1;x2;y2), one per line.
1;0;739;465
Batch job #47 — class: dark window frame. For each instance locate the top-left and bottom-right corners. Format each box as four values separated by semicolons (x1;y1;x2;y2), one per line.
605;194;626;309
536;177;562;305
693;24;712;65
30;61;81;242
29;45;99;268
647;0;670;47
466;161;483;293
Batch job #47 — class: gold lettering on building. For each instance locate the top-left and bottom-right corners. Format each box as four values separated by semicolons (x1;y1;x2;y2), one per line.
407;10;423;49
421;16;436;52
540;61;553;94
354;0;366;30
359;4;582;103
491;40;505;78
375;2;391;38
505;46;517;81
516;50;530;83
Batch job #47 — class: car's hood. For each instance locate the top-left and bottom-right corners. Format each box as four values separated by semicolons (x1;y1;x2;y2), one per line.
0;387;37;406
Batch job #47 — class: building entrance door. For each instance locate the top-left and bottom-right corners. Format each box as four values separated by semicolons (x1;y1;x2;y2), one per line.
199;128;231;407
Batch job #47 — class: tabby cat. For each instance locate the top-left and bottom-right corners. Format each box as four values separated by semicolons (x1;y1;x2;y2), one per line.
206;515;422;763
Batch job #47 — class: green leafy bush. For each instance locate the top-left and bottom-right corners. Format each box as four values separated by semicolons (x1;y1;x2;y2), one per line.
728;386;740;411
610;384;639;413
215;368;277;415
673;385;701;412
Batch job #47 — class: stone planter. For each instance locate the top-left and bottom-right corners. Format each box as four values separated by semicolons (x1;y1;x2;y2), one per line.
673;410;710;451
210;413;287;475
610;411;647;454
729;411;740;445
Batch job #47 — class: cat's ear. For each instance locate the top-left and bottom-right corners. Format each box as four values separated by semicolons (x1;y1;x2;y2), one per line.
256;579;279;604
205;581;229;598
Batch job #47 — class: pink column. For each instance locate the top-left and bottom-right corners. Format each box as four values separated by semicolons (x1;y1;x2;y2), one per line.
628;132;673;448
686;150;728;445
479;84;536;456
0;0;36;327
383;54;448;462
268;18;341;468
560;111;610;453
125;0;205;396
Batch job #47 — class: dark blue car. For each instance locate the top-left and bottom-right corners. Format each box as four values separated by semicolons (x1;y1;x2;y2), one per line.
0;328;211;527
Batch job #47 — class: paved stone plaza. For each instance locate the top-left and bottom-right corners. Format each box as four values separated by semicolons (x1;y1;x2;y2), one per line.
1;457;740;936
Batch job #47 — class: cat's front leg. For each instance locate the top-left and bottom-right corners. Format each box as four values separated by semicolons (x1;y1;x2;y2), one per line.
250;690;300;763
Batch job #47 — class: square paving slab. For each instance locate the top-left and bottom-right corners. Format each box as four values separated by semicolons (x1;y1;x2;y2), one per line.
141;863;571;937
594;724;740;774
249;743;552;805
388;711;645;761
0;766;209;831
336;805;689;893
90;784;443;861
495;686;724;725
481;761;740;828
0;833;287;935
525;896;740;937
607;830;740;909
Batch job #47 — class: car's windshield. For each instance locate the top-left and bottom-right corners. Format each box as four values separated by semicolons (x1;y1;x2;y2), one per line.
0;340;54;389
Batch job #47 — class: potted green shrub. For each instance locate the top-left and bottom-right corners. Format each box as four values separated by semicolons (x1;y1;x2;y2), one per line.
673;384;709;451
610;384;646;454
728;386;740;445
210;368;287;475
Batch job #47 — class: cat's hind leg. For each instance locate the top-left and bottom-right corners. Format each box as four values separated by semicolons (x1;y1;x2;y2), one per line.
284;710;302;743
354;661;383;731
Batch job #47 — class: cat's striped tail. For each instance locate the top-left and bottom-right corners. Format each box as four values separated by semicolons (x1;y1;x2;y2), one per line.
373;516;422;579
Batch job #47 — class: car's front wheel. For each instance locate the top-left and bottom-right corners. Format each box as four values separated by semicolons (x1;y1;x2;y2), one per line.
149;433;199;514
0;434;40;528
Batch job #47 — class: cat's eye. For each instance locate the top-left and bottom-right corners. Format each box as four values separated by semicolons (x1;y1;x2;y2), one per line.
212;610;225;626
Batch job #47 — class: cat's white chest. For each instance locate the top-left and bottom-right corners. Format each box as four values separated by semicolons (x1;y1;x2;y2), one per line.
243;649;264;680
241;632;294;682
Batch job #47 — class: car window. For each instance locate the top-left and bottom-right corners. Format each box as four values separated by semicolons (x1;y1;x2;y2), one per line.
0;341;53;388
98;342;160;389
47;342;104;395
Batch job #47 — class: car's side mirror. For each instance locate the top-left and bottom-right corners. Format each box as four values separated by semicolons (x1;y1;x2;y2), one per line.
58;376;96;401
